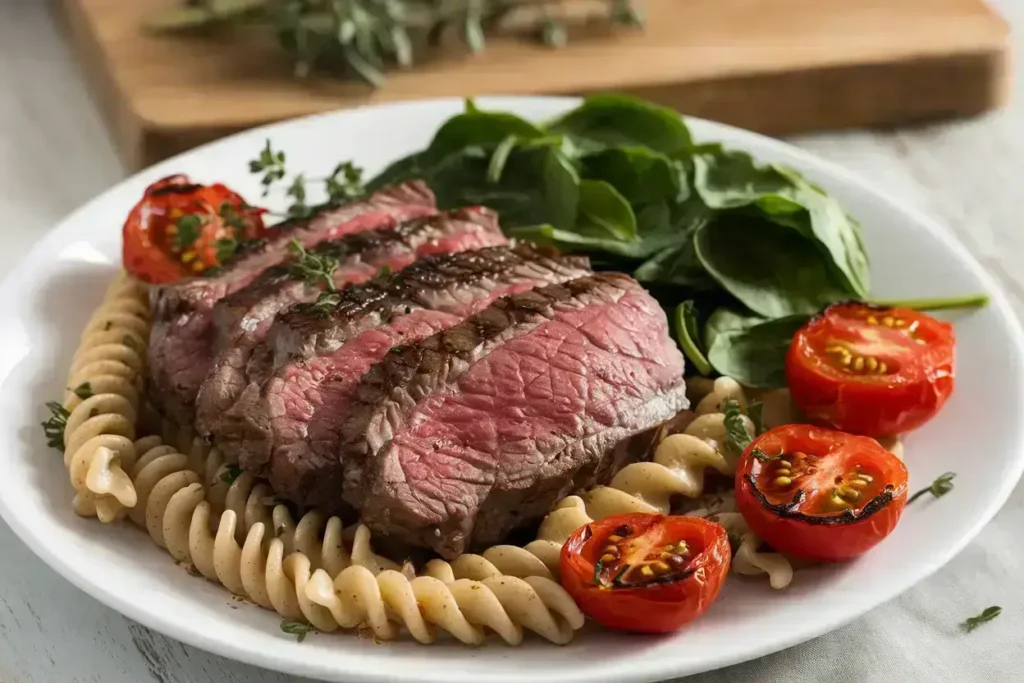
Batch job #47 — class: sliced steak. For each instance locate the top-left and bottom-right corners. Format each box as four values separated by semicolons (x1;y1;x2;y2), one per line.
147;182;436;425
218;245;591;508
195;207;507;439
342;273;689;558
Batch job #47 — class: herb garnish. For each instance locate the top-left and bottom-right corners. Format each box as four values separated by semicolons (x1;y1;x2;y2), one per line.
960;606;1001;633
288;239;339;292
146;0;643;87
286;174;309;218
280;619;314;642
721;398;751;456
908;472;956;504
296;291;342;319
220;465;243;485
41;402;70;451
71;382;93;400
325;161;365;203
250;140;287;196
750;449;779;463
173;214;205;251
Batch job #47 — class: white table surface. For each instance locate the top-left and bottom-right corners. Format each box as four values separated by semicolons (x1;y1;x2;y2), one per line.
3;1;1024;681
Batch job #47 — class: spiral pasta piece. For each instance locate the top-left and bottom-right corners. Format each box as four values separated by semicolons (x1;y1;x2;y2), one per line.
129;429;583;646
482;378;795;587
63;271;150;522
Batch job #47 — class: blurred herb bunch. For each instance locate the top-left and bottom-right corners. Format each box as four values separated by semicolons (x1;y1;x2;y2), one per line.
146;0;644;87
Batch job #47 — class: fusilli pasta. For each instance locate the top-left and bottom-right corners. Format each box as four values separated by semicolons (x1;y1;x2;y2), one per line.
486;378;797;588
63;271;149;522
129;430;584;646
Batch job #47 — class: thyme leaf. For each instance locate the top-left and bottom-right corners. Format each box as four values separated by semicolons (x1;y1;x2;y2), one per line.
325;161;365;203
41;401;70;452
220;465;243;485
960;606;1001;633
173;214;205;251
280;619;314;642
250;140;287;195
287;239;339;292
72;382;93;400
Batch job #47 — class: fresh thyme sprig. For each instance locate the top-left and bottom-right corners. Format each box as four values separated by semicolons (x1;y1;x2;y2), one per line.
288;239;340;292
41;402;70;452
145;0;644;88
248;141;366;218
908;472;956;505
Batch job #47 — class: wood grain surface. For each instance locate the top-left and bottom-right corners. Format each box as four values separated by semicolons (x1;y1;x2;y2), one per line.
54;0;1010;169
2;1;1024;682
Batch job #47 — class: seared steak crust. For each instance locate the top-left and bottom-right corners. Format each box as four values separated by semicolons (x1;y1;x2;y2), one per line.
342;273;689;558
218;244;591;507
194;207;506;438
146;182;436;425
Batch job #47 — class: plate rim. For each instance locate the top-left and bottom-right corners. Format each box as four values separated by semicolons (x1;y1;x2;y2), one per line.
2;94;1023;683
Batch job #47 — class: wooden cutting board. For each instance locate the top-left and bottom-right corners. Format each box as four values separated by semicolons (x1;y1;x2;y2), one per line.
56;0;1010;171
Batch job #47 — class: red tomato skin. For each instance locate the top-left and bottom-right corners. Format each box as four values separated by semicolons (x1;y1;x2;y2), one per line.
122;175;266;284
559;514;731;634
786;304;955;438
734;425;909;562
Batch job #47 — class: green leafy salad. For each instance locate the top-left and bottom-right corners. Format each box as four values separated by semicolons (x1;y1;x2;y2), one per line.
365;95;986;386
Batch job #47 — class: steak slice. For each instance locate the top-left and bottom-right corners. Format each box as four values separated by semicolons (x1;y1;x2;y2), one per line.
195;207;507;439
219;244;591;508
147;182;435;425
342;273;689;558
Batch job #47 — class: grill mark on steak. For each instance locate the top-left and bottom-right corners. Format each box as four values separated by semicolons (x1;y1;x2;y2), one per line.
146;181;436;425
216;244;591;508
194;207;507;439
341;273;689;558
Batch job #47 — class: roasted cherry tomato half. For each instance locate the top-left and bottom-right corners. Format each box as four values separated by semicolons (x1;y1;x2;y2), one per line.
735;424;909;562
786;302;955;437
122;174;266;284
560;513;730;634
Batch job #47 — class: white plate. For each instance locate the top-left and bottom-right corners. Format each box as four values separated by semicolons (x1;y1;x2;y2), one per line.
0;97;1021;683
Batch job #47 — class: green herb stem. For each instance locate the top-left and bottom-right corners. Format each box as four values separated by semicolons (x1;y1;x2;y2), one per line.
907;472;956;504
870;293;990;312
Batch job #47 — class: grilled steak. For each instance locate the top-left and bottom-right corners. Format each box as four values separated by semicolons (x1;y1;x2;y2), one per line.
342;273;689;558
218;244;591;507
195;207;507;440
147;182;436;424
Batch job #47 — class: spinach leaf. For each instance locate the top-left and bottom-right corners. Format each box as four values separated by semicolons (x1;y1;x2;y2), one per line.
427;101;544;162
674;301;712;375
692;150;792;208
579;147;688;206
546;94;693;156
703;306;768;351
705;311;809;388
694;150;870;298
634;239;715;289
576;180;637;241
507;224;676;259
694;214;850;318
